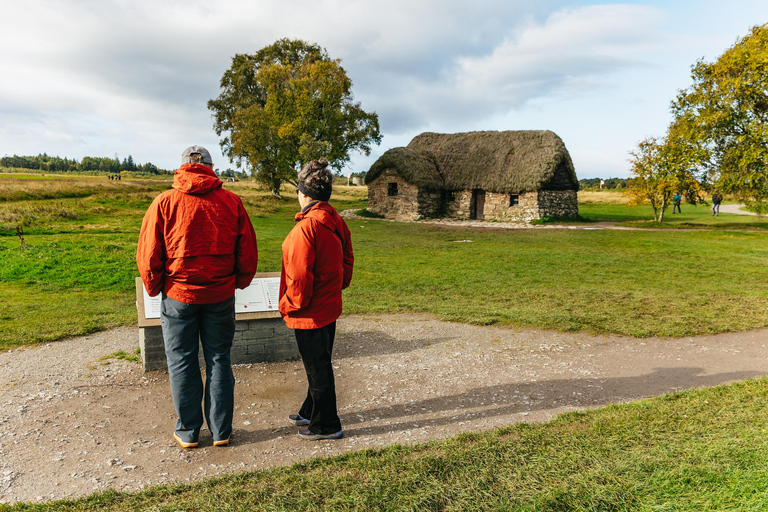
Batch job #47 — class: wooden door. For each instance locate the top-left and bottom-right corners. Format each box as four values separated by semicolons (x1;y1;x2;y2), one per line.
471;189;485;220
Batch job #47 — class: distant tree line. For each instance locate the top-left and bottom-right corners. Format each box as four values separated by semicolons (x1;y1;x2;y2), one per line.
579;177;628;190
217;168;249;180
0;153;171;175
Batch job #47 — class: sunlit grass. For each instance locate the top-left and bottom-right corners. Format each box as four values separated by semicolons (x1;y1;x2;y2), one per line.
0;175;170;202
2;175;768;346
572;190;768;229
577;189;630;204
344;220;768;337
2;176;768;510
0;175;368;348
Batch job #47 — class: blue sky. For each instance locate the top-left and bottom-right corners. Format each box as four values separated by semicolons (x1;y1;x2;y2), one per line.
1;1;766;178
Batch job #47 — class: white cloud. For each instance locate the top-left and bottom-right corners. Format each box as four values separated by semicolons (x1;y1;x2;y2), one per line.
2;0;565;167
1;0;765;175
368;4;668;132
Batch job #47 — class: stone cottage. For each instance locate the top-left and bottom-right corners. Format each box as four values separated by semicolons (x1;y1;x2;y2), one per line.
365;130;579;222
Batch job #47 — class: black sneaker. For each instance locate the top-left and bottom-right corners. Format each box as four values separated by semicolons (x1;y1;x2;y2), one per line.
288;414;310;426
298;428;344;440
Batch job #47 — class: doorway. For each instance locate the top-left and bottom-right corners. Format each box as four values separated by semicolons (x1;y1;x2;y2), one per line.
470;189;485;220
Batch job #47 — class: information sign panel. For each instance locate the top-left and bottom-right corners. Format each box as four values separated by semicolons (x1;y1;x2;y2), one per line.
141;277;281;319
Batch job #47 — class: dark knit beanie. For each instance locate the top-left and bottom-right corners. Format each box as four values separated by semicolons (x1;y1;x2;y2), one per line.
297;159;333;201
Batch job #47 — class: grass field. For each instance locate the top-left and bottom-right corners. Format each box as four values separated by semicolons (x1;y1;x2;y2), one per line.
346;220;768;337
3;176;768;509
4;377;768;511
2;179;768;348
574;189;768;229
0;176;365;348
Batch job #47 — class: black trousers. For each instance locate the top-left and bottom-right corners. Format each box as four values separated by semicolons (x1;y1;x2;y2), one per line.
295;322;342;434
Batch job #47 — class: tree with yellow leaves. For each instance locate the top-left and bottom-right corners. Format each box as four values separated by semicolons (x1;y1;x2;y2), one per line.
670;23;768;208
626;134;704;222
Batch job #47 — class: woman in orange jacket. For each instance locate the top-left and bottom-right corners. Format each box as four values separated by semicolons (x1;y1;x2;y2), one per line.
279;159;353;440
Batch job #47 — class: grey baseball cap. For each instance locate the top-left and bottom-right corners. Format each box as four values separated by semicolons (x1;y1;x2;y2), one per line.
181;145;213;165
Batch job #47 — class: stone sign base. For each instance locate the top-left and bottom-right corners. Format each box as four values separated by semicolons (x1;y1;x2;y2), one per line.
138;318;297;371
136;275;298;371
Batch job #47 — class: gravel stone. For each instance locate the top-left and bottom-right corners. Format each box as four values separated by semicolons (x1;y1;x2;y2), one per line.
1;315;767;504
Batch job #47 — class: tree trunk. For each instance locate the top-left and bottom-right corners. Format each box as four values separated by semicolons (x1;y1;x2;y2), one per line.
271;178;282;198
658;197;666;222
650;197;659;222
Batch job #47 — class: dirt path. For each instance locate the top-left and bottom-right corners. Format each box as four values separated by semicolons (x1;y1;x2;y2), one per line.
718;203;757;216
1;314;767;504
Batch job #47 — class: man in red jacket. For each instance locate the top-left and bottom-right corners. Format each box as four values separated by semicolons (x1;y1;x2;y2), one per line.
280;158;353;440
137;145;257;448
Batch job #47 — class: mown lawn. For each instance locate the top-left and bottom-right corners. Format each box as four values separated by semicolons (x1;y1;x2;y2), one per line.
3;178;768;510
5;377;768;511
2;179;768;348
565;189;768;230
0;177;362;348
345;220;768;337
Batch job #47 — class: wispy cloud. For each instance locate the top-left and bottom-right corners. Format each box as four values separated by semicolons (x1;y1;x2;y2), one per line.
369;4;667;132
0;0;764;175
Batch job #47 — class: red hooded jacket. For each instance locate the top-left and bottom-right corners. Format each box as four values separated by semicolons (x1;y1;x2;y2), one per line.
136;163;258;304
279;202;353;329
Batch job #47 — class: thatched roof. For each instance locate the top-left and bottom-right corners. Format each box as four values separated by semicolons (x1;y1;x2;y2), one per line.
365;130;577;193
366;147;442;189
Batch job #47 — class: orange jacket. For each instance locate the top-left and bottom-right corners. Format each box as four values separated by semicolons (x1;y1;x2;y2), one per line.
279;202;353;329
136;163;258;304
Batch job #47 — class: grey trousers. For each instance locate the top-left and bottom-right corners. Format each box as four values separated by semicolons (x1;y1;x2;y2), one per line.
161;294;236;443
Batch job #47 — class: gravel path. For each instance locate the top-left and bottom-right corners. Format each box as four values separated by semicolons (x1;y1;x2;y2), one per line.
1;314;767;504
340;210;594;230
718;203;757;216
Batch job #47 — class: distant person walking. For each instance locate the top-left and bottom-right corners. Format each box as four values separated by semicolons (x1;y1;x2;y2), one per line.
712;192;722;216
280;158;353;440
672;192;682;214
137;145;257;449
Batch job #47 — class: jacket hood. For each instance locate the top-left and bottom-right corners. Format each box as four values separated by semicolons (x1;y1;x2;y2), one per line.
295;202;344;234
173;163;223;195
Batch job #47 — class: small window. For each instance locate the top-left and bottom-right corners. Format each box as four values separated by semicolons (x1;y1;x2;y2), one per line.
447;191;456;201
509;194;519;206
388;182;398;196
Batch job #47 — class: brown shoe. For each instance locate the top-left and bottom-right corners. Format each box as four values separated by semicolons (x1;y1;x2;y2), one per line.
213;437;230;447
173;432;198;449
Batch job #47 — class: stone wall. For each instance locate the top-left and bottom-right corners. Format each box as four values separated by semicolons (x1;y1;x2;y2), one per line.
367;169;421;221
438;190;579;221
416;189;443;219
139;318;297;372
368;171;578;222
479;191;538;222
444;190;472;219
442;191;541;222
537;190;579;218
